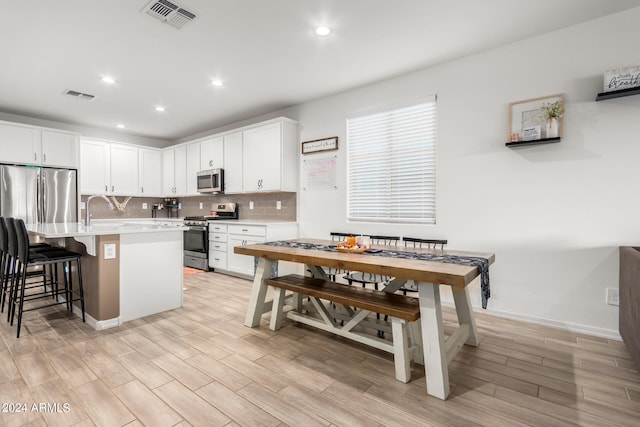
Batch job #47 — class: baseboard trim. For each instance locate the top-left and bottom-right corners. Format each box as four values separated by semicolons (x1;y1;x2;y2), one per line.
440;301;621;341
69;303;120;330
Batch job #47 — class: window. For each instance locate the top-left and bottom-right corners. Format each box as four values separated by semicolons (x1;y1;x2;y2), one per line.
347;97;437;224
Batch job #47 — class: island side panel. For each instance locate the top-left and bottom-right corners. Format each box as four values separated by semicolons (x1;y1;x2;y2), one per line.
119;231;183;323
64;235;120;323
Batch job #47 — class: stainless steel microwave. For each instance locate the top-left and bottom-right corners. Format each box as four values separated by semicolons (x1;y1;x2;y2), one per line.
197;169;224;194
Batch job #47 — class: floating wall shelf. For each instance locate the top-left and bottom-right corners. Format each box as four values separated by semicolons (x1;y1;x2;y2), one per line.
505;137;561;148
596;86;640;101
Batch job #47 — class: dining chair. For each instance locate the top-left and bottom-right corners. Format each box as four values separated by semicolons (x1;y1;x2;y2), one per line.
343;235;400;289
398;237;448;294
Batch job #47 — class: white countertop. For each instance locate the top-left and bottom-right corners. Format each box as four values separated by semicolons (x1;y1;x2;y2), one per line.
26;220;187;238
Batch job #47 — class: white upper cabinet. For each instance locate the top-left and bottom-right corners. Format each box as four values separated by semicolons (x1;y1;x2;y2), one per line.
138;148;163;197
242;119;298;192
162;148;176;195
186;142;200;195
163;146;187;196
0;122;40;165
41;131;78;168
80;139;110;194
0;122;78;168
80;139;138;195
174;146;187;196
109;144;139;195
223;132;242;193
200;137;223;170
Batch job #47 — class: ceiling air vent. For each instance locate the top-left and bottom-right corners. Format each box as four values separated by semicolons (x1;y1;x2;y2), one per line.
63;89;95;102
142;0;197;29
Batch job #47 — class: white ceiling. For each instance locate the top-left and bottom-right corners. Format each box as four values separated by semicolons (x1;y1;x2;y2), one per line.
1;0;639;142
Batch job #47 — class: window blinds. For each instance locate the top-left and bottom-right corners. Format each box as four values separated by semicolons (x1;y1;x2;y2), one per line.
347;99;437;224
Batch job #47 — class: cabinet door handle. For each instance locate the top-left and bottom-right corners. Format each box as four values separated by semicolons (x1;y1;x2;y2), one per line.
214;258;220;261
43;153;47;163
209;160;213;167
34;153;37;161
105;185;108;191
141;186;144;193
112;185;115;192
242;228;248;232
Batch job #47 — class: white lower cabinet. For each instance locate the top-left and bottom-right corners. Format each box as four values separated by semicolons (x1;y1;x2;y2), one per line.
227;226;266;276
227;223;298;277
208;222;298;277
208;223;228;269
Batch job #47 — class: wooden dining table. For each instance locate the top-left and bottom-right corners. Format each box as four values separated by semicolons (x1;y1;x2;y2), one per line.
236;238;495;400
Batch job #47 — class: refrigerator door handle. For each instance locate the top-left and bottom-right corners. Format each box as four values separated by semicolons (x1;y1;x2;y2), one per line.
38;169;44;223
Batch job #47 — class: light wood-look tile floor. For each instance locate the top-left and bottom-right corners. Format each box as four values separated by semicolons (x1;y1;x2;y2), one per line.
1;272;639;426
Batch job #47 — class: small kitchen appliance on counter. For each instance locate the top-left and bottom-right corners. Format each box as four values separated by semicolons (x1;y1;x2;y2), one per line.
183;203;239;271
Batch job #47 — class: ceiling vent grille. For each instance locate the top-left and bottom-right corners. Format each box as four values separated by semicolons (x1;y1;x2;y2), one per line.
63;89;96;101
142;0;197;29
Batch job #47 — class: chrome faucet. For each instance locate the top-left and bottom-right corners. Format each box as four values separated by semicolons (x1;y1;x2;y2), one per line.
85;195;115;226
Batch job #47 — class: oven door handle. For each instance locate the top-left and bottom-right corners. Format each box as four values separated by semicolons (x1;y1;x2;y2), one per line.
187;226;208;231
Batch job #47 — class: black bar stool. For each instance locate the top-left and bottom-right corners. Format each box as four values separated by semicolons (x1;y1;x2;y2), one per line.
1;217;60;316
7;218;86;338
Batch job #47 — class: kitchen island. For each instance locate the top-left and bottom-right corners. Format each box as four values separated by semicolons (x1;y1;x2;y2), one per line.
26;219;187;329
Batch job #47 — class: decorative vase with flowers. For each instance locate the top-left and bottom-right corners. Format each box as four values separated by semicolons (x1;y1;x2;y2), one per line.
539;100;564;138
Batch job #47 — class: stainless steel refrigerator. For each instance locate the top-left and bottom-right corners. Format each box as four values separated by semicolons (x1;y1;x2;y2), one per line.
0;165;77;223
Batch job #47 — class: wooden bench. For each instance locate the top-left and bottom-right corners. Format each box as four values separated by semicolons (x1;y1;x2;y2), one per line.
266;274;422;383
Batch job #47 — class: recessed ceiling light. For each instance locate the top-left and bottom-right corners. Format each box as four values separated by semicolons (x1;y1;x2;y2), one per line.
315;26;331;36
116;124;125;129
155;106;166;112
101;76;117;84
211;79;224;87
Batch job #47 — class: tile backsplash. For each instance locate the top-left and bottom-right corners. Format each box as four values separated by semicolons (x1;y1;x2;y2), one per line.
81;192;297;222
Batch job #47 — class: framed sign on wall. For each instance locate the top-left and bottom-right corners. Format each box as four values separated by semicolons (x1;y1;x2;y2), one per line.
302;136;338;154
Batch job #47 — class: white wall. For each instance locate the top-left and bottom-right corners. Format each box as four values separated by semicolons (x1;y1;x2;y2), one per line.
277;7;640;338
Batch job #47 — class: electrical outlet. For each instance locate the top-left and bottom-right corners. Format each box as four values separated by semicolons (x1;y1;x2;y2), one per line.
606;287;619;306
142;203;148;209
249;201;254;210
276;201;282;210
199;202;203;209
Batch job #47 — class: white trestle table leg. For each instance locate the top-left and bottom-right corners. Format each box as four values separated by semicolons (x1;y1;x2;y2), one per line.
244;258;273;327
417;281;449;400
452;285;479;346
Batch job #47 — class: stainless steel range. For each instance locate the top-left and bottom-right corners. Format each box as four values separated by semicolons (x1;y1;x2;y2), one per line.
183;203;238;270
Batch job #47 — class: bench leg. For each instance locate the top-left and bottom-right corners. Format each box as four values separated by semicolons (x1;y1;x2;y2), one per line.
452;285;479;346
391;317;411;383
417;282;449;400
244;258;274;327
269;288;286;331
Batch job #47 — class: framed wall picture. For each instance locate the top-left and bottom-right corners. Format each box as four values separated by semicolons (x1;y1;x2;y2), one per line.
302;136;338;154
508;94;564;142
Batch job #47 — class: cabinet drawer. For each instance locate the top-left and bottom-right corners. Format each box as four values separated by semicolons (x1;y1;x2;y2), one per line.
208;223;228;233
209;232;228;243
228;224;266;237
209;250;227;269
209;242;227;252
